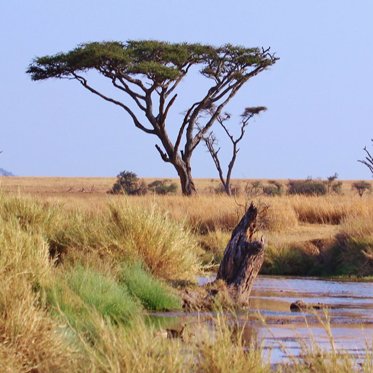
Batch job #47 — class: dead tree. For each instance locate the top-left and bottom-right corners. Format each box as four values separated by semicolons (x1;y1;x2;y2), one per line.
202;107;267;195
359;139;373;176
216;202;264;304
182;202;265;309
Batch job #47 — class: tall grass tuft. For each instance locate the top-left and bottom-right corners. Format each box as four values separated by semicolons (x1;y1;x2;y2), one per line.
0;194;202;281
193;314;270;373
0;217;82;372
108;200;202;280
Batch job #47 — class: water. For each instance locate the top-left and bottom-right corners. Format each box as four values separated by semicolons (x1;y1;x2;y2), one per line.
249;276;373;363
155;276;373;364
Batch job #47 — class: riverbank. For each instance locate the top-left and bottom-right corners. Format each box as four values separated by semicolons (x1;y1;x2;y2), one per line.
0;182;373;371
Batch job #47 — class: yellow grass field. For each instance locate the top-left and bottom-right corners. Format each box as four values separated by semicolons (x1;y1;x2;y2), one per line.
0;176;368;196
1;176;372;277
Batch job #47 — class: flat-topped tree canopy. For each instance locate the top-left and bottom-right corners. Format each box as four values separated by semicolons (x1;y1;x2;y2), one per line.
28;40;278;195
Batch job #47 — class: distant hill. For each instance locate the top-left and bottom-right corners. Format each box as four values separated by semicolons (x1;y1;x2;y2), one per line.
0;168;14;176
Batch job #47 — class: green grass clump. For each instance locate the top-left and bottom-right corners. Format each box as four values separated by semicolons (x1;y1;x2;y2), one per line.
45;266;141;337
65;266;141;323
120;262;181;311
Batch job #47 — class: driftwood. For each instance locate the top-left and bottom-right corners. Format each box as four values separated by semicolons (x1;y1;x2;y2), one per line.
182;202;265;310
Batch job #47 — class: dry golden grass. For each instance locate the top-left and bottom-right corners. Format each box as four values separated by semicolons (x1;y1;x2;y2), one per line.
0;219;83;372
0;178;373;371
1;176;369;196
1;177;373;275
1;177;372;246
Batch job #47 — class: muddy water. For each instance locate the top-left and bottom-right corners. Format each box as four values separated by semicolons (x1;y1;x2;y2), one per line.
155;276;373;364
249;276;373;363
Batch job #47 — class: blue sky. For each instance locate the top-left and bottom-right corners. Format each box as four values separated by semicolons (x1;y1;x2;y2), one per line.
1;0;372;179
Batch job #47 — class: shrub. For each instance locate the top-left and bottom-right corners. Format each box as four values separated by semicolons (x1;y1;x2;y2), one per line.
262;180;283;196
214;184;240;195
352;181;372;197
148;179;178;195
119;262;181;311
109;170;147;195
326;172;340;194
331;181;343;194
287;179;327;196
245;181;263;196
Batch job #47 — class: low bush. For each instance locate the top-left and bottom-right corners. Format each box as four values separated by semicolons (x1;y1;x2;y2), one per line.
331;181;343;194
352;181;372;197
214;183;241;195
109;170;147;195
245;181;263;196
262;181;283;197
148;179;178;195
288;179;327;196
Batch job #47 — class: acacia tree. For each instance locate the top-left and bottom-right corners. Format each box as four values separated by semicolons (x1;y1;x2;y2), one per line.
359;139;373;176
27;41;277;195
201;106;267;195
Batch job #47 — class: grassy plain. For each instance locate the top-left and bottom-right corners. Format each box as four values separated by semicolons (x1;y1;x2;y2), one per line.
1;176;372;276
0;176;373;372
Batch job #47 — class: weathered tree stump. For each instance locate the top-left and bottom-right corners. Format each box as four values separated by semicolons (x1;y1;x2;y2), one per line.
216;202;265;304
182;202;265;310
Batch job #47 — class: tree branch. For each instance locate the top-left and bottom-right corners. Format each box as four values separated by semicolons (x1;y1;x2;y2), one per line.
155;144;171;162
72;73;155;134
358;140;373;175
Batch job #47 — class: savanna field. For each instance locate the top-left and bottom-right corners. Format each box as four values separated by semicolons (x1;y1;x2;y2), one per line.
1;176;373;372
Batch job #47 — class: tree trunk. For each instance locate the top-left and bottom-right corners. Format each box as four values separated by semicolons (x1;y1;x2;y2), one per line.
182;202;265;311
223;182;232;196
174;160;197;196
216;202;265;304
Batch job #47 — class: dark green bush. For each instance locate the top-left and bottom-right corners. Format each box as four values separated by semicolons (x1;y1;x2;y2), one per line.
109;171;147;195
287;179;327;196
148;179;178;195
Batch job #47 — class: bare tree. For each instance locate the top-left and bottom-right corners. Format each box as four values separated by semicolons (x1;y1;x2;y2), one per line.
359;139;373;176
201;106;267;195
